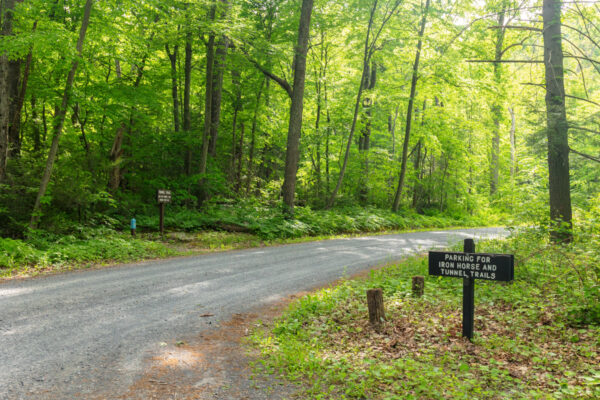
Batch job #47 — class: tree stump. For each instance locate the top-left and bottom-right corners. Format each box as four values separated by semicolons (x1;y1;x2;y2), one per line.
412;276;425;297
366;288;385;330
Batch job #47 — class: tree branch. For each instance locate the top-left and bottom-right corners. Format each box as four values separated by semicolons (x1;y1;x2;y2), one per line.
500;35;533;57
242;49;292;98
521;82;600;107
466;59;543;63
565;94;600;107
489;25;542;32
569;147;600;163
569;125;600;135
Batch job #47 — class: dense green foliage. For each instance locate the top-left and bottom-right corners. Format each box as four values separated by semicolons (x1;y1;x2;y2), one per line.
0;202;485;276
252;221;600;399
0;0;598;237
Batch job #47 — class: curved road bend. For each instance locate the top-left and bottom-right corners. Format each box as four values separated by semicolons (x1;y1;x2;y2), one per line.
0;228;508;399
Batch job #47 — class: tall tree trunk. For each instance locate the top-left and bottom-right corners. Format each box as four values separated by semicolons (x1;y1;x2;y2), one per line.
325;106;331;198
0;0;21;180
314;78;322;200
542;0;572;241
390;105;399;157
30;0;93;227
208;34;229;157
109;47;149;193
166;44;180;133
412;99;426;209
235;122;244;193
230;67;241;176
9;22;35;159
392;0;430;212
246;79;265;194
358;61;377;204
31;94;41;152
7;58;20;156
183;28;192;175
508;105;516;178
199;4;217;182
490;8;506;196
326;0;378;209
281;0;314;214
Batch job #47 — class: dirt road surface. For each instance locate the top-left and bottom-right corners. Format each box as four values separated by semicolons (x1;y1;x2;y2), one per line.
0;228;508;399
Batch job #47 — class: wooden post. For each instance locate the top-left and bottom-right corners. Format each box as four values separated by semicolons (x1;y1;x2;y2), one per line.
412;276;424;297
159;203;165;237
366;288;385;330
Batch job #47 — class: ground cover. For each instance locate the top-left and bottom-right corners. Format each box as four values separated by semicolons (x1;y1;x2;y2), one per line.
251;227;600;399
0;204;489;279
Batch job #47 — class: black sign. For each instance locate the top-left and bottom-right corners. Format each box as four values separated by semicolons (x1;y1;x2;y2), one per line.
157;189;172;204
429;251;514;282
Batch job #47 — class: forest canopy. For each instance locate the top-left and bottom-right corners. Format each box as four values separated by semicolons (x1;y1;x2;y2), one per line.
0;0;598;237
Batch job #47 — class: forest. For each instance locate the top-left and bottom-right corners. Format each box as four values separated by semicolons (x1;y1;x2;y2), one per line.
0;0;598;244
1;1;599;397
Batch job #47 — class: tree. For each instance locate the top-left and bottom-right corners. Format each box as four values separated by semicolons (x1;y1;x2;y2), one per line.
392;0;430;212
0;0;22;180
281;0;314;214
30;0;94;227
327;0;402;209
542;0;572;241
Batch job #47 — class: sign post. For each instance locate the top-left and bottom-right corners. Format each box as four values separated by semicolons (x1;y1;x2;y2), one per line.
462;239;475;339
156;189;172;237
429;239;514;340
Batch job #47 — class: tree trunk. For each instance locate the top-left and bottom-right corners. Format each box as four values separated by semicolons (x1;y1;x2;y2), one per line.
392;0;430;212
183;28;192;175
314;82;322;200
281;0;314;215
542;0;572;241
326;0;378;209
109;49;149;193
412;99;426;209
230;67;241;176
31;95;41;152
208;34;229;157
358;61;377;204
246;79;265;194
30;0;93;227
508;105;516;178
235;122;244;193
199;4;217;182
109;123;126;192
10;21;35;158
0;0;20;180
490;8;506;196
166;44;180;133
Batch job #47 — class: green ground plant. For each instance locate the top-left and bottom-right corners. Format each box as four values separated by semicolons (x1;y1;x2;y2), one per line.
0;203;490;279
251;225;600;399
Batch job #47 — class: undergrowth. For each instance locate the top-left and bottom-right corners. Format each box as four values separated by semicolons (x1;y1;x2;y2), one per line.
135;200;488;240
251;223;600;399
0;203;490;278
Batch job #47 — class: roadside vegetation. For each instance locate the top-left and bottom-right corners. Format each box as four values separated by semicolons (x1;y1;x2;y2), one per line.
250;211;600;399
0;200;491;279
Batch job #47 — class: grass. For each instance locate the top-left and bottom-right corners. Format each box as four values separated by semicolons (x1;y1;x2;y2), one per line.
250;227;600;399
0;204;492;280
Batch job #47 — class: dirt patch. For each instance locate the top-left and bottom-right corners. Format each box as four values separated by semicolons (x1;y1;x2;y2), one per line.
116;297;309;400
114;266;397;400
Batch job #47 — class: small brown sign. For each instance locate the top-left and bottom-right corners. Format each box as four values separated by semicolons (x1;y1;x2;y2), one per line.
157;189;172;204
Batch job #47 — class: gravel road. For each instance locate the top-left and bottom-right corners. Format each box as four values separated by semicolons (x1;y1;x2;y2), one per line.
0;228;508;399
